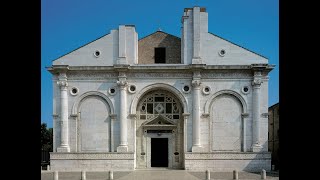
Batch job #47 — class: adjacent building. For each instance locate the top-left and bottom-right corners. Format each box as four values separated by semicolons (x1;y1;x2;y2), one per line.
268;103;279;170
47;6;274;172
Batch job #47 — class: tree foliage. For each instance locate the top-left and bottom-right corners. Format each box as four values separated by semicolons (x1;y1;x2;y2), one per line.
41;123;53;151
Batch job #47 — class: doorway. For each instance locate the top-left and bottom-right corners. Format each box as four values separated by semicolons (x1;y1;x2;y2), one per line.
151;138;168;167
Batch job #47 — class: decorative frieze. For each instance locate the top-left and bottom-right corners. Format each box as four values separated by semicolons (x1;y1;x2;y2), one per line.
118;71;126;78
66;71;256;80
201;71;252;79
67;72;118;80
58;72;67;79
126;72;192;78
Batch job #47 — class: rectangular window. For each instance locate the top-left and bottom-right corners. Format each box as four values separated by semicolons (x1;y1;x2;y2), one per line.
173;115;179;119
155;47;166;63
147;103;153;114
155;97;165;102
166;103;172;113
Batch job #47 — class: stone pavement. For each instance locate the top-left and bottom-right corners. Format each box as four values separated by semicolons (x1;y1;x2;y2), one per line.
41;169;279;180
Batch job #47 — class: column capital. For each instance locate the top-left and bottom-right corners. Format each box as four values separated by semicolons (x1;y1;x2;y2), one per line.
57;80;68;89
117;80;128;88
58;71;67;79
191;79;201;87
251;77;262;87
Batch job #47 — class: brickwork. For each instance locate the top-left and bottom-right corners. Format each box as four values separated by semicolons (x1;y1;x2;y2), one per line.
138;31;181;64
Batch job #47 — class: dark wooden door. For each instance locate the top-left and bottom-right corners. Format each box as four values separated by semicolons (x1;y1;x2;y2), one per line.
151;138;168;167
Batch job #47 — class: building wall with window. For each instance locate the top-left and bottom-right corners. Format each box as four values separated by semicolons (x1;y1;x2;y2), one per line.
48;6;274;172
138;31;181;64
268;103;279;170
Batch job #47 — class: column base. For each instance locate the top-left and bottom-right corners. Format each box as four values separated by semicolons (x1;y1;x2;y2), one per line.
192;57;202;64
251;144;263;152
117;57;128;65
191;145;203;152
117;145;128;152
57;146;70;152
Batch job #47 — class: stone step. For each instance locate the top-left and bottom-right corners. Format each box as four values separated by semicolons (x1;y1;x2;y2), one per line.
41;170;279;180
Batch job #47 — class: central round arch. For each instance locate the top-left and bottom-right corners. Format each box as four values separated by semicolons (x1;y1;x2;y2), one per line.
130;83;189;115
133;83;186;169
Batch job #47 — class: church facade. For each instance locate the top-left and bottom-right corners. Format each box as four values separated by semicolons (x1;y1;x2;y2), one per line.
47;7;274;172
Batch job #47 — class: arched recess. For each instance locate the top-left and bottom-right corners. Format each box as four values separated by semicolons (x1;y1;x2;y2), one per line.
71;91;115;116
204;90;248;152
130;83;189;115
204;90;247;115
71;91;115;152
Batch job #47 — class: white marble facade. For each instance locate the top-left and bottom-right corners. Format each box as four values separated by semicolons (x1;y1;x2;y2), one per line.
47;7;274;172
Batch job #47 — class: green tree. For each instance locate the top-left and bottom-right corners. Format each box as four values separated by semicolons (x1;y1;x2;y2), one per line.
41;123;53;151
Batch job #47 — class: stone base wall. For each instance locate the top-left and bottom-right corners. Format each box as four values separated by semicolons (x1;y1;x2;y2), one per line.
184;152;271;172
50;152;134;171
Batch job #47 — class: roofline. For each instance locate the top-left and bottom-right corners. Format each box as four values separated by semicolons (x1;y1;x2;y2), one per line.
47;64;271;71
269;102;279;109
51;33;110;62
208;32;268;59
139;30;181;41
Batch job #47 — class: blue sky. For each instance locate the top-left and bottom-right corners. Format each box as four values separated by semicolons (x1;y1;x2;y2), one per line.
41;0;279;128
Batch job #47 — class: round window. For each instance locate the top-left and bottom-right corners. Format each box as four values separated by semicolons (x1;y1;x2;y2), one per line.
70;87;79;96
182;85;190;93
72;88;77;94
94;50;101;57
128;85;137;94
108;87;116;95
219;49;226;57
241;86;250;94
202;86;211;95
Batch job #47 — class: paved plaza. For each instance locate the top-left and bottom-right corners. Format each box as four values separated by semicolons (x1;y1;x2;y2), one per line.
41;169;279;180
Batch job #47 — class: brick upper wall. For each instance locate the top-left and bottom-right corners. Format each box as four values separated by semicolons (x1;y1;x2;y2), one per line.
138;31;181;64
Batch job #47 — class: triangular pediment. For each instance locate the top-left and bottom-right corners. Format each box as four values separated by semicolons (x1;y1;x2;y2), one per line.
199;32;268;65
142;115;176;127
